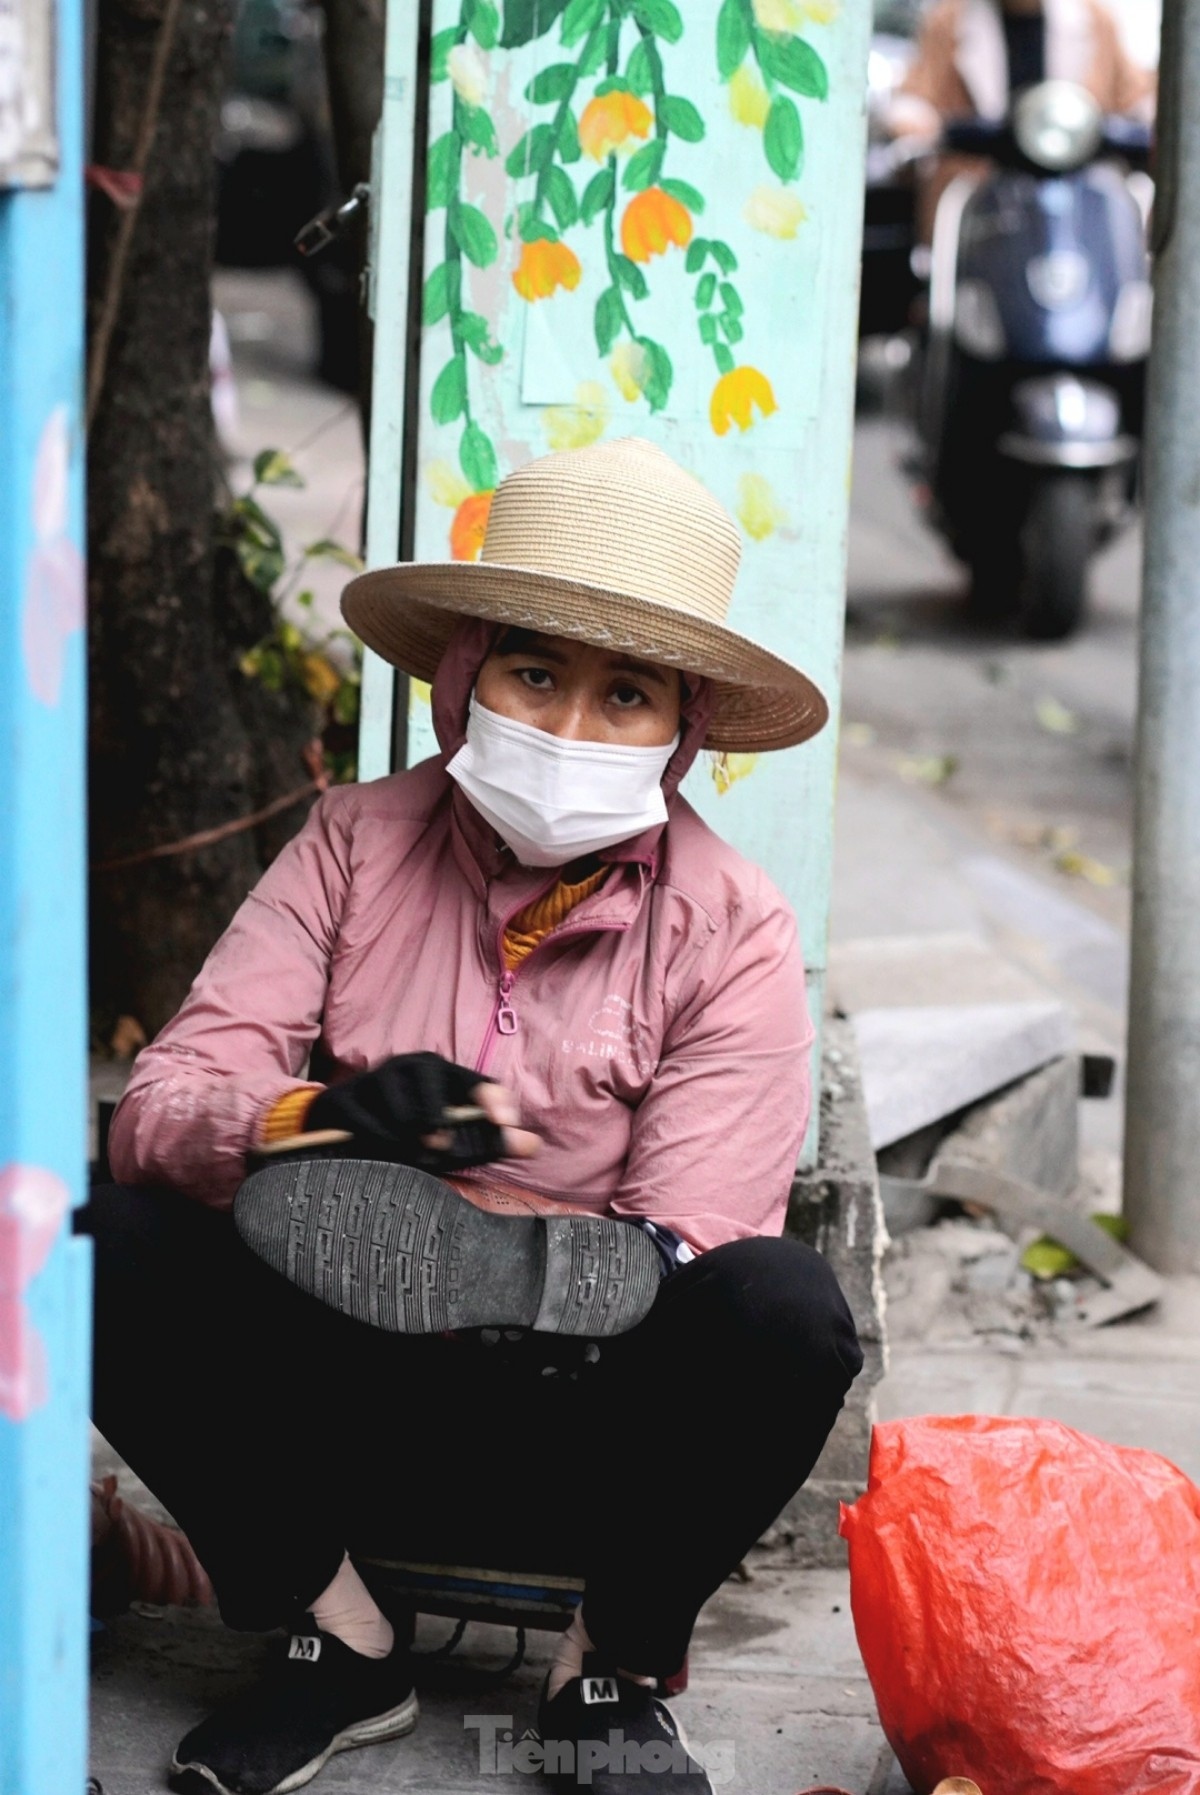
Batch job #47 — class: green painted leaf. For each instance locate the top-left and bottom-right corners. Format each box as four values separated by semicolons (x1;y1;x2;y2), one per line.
685;237;709;273
518;205;559;242
713;341;735;376
452;201;499;267
660;177;705;213
716;0;750;77
625;40;653;95
505;122;555;177
431;356;468;424
467;0;500;48
698;311;718;345
580;166;615;225
459;421;499;491
526;62;576;103
719;314;744;343
500;0;568;49
613;253;649;299
422;262;451;325
695;270;717;308
719;281;743;317
579;25;608;72
458;103;499;156
253;448;304;488
709;238;738;274
594;286;624;356
544;163;579;229
638;337;673;411
622;138;666;192
659;95;705;142
632;0;683;44
594;75;633;97
758;32;829;100
764;94;803;180
426;132;459;210
460;310;504;364
557;108;581;162
561;0;604;46
431;27;459;81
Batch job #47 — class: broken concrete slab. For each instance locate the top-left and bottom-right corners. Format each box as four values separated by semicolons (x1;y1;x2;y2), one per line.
878;1053;1081;1236
853;1001;1073;1151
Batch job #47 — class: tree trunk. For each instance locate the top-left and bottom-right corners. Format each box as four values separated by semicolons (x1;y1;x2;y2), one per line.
88;0;317;1040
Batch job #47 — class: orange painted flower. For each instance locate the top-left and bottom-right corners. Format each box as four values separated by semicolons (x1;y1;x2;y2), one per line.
621;188;693;264
709;366;779;435
578;90;653;161
512;238;583;301
450;490;493;561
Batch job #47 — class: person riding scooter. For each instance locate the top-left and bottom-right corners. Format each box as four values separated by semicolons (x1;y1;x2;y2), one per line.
890;0;1153;143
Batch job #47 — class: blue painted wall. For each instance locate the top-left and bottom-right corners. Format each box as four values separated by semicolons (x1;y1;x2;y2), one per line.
0;0;91;1785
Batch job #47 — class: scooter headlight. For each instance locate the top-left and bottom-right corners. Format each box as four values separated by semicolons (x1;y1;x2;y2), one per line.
1013;81;1104;173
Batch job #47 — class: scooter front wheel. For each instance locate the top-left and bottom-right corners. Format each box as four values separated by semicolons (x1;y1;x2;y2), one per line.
1018;472;1096;641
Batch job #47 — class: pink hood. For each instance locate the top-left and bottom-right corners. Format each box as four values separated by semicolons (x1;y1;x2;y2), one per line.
109;637;812;1254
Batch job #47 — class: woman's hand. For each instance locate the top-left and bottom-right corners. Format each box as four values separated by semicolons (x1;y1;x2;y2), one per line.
306;1053;540;1171
422;1077;540;1163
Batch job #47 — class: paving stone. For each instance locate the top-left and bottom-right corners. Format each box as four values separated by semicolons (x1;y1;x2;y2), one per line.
853;1001;1073;1150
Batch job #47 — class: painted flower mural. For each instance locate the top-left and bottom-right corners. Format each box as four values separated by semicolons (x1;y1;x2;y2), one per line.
422;0;830;553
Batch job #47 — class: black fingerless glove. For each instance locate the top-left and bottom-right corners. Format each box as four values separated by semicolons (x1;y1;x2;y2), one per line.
306;1052;507;1172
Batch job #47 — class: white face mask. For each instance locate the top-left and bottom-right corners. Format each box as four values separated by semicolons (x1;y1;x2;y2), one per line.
446;696;681;868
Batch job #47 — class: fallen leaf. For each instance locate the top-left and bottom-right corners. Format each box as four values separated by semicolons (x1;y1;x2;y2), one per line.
1054;849;1118;887
1021;1212;1129;1279
1036;695;1079;735
897;754;959;786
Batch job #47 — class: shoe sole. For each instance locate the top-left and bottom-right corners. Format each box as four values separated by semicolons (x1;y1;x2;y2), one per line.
169;1690;419;1795
234;1159;661;1337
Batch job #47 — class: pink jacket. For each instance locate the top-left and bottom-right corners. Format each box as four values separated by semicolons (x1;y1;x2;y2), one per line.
109;621;814;1253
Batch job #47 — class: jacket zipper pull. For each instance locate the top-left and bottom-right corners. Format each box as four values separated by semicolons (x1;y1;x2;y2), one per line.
496;971;518;1036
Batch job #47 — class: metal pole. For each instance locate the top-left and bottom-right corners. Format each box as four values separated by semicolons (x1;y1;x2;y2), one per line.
1123;0;1200;1274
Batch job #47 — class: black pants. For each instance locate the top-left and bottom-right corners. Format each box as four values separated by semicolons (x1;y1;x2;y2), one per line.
80;1182;863;1677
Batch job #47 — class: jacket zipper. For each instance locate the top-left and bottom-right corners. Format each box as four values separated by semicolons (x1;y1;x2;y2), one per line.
472;895;640;1077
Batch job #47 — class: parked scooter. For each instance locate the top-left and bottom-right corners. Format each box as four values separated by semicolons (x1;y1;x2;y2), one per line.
910;80;1153;639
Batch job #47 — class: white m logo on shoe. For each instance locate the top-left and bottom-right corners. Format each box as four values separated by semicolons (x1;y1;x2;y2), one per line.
288;1635;322;1662
581;1675;619;1705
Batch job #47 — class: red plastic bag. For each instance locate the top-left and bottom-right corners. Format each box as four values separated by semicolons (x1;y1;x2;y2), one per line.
840;1416;1200;1795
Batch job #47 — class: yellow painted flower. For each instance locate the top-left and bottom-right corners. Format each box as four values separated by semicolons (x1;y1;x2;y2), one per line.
578;90;653;161
544;382;610;452
736;472;788;541
744;184;808;239
410;679;432;708
427;458;471;508
450;490;493;561
729;65;770;129
513;237;583;302
754;0;837;21
447;42;488;108
710;366;779;435
513;237;583;301
621;187;693;264
710;752;760;794
610;340;649;402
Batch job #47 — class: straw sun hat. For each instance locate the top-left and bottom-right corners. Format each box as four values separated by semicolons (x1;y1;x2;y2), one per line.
341;436;828;754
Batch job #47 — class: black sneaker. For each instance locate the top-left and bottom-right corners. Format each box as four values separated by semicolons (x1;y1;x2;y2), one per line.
234;1159;661;1338
168;1617;418;1795
536;1654;713;1793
